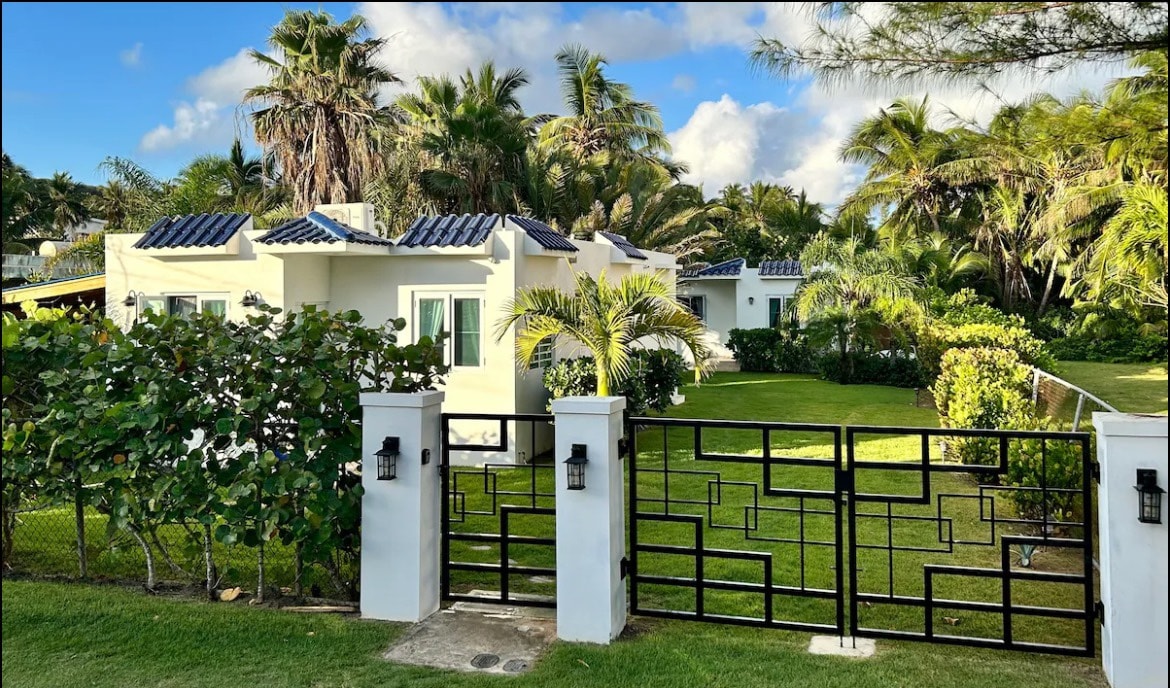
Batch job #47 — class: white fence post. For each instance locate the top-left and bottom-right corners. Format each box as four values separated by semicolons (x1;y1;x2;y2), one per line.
1093;412;1169;688
551;396;627;644
359;390;445;622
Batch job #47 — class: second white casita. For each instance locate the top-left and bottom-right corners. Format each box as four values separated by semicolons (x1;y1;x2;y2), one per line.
103;202;680;464
677;257;807;363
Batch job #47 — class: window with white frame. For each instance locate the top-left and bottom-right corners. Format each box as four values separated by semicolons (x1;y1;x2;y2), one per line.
140;293;229;318
528;337;554;370
679;295;706;322
415;292;485;368
767;296;791;328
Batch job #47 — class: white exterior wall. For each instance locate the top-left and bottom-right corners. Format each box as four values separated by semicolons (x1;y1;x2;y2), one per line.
104;229;290;330
679;267;805;360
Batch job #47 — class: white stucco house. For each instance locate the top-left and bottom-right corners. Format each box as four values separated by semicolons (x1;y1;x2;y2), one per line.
103;203;678;464
677;257;807;362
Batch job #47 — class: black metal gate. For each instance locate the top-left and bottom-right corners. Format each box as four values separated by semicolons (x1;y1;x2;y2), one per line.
626;417;1097;656
440;413;557;608
627;417;846;634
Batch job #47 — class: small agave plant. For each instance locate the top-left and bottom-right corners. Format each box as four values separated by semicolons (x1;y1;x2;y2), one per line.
1016;543;1038;568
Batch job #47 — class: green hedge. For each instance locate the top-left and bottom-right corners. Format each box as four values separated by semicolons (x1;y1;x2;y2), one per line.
1047;333;1167;363
932;347;1032;467
919;322;1055;379
726;326;815;373
814;352;925;388
543;349;686;414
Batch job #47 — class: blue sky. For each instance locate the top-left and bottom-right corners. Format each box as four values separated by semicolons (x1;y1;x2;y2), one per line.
1;3;1127;205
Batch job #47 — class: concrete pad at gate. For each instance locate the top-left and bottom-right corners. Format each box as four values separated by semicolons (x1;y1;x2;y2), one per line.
808;636;876;658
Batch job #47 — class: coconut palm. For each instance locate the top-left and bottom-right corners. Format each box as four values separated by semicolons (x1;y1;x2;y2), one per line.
45;172;90;238
839;96;963;241
539;44;671;165
795;235;922;380
245;10;399;213
496;269;712;396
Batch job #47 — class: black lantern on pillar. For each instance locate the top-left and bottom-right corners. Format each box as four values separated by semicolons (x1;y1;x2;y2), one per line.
1135;469;1164;524
375;436;400;481
564;443;588;490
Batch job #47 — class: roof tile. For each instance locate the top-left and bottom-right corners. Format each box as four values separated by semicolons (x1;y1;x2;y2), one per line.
256;212;393;246
507;215;578;252
134;213;249;249
597;231;648;260
758;259;804;277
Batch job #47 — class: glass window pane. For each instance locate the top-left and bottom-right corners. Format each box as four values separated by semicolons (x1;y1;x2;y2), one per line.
167;296;197;317
768;298;784;328
142;297;165;314
418;297;446;359
202;300;227;317
454;298;481;367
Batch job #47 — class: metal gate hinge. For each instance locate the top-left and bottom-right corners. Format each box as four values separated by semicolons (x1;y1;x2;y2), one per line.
1090;461;1101;482
620;556;630;579
618;437;628;459
1095;600;1105;621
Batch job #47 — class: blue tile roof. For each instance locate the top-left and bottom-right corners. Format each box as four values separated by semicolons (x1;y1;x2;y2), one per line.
758;259;803;277
134;213;249;249
398;213;499;247
597;231;647;260
507;215;578;252
680;257;745;278
256;212;394;246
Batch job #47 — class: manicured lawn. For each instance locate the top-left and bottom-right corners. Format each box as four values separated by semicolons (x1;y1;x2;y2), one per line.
0;580;1105;688
1055;361;1169;414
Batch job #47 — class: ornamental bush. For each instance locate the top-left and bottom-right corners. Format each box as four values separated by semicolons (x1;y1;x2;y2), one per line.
932;347;1032;467
726;325;815;373
543;349;686;414
814;352;925;388
918;321;1055;380
1006;418;1085;525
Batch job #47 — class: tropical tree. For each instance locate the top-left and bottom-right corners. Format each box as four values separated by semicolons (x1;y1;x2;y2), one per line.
395;63;531;214
752;2;1168;86
1;153;48;245
539;44;672;167
496;269;712;396
245;10;398;213
795;235;923;380
839;96;964;241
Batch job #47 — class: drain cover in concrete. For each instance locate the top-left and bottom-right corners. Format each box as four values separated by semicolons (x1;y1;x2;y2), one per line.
384;606;554;674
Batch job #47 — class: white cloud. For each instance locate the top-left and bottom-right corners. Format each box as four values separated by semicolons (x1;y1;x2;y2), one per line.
120;42;143;68
670;94;816;195
671;74;696;93
187;48;269;104
140;99;225;152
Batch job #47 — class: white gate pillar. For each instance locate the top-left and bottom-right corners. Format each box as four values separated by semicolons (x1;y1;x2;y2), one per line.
1093;412;1168;688
359;390;444;622
551;396;627;643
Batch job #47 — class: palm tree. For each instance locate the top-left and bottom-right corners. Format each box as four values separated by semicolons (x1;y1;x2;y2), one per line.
496;269;712;396
45;172;90;238
2;153;48;244
795;235;922;381
839;96;963;241
539;44;671;166
245;10;399;213
395;63;531;214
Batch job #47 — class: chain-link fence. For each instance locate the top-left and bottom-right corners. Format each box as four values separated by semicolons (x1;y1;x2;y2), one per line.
5;504;357;601
1032;367;1119;431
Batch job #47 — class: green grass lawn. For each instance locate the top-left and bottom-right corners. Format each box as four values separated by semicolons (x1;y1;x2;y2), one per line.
0;580;1105;688
1055;361;1169;414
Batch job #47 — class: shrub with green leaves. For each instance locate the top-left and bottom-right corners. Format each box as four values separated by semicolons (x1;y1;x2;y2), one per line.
543;349;686;414
932;347;1032;466
814;352;925;388
919;321;1055;379
726;326;815;373
1006;418;1085;525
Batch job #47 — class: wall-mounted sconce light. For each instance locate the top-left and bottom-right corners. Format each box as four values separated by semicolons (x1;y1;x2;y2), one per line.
748;296;755;305
375;436;400;481
241;290;260;307
121;291;137;308
1135;468;1164;524
564;443;588;490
